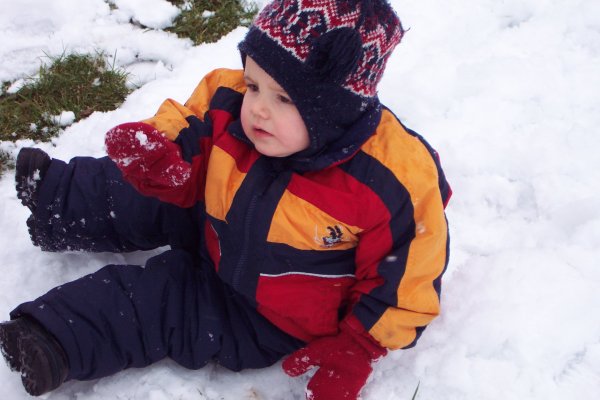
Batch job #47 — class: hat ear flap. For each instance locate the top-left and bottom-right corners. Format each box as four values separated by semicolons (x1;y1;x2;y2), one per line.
306;27;363;84
239;51;248;68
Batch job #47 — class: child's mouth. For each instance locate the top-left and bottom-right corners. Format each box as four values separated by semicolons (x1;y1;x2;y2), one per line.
254;127;272;137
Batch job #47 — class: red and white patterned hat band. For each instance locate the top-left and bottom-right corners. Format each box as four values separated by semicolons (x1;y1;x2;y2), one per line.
253;0;403;98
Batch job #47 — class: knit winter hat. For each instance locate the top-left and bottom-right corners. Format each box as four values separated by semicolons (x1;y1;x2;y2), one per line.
238;0;404;157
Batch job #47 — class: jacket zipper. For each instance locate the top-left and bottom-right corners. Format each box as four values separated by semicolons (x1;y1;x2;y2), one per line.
231;193;259;291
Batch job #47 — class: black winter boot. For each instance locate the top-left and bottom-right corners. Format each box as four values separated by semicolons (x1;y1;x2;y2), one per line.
0;317;68;396
15;148;51;212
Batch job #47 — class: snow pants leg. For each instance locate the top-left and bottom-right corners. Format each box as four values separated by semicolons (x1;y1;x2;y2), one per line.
11;249;304;381
26;156;198;252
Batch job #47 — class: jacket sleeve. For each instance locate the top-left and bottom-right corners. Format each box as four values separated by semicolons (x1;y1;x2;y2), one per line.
106;69;245;208
141;68;246;141
344;110;452;350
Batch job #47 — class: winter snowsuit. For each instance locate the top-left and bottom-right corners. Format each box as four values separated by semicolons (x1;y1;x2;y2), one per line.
13;69;451;381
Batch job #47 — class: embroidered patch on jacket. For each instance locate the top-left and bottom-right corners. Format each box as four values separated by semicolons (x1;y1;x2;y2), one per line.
315;225;347;248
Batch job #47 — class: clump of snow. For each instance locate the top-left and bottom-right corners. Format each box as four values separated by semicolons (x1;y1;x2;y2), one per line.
112;0;180;29
7;78;26;93
132;129;161;152
51;111;76;127
163;163;191;187
135;130;148;146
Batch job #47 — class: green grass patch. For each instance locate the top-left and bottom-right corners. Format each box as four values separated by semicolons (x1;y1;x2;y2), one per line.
104;0;118;11
0;52;130;143
0;1;256;173
166;0;257;45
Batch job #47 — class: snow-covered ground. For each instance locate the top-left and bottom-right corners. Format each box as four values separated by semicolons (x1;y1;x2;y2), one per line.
1;0;599;398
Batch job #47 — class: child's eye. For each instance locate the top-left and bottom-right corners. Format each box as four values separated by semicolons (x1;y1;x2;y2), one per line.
278;95;293;104
246;83;258;92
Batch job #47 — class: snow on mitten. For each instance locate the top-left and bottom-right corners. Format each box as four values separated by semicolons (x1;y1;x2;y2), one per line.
282;320;387;400
105;122;192;203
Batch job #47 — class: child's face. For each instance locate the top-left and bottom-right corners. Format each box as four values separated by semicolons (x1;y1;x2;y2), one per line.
241;57;310;157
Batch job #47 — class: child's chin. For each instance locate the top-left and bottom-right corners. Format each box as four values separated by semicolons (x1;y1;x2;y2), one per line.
254;144;290;158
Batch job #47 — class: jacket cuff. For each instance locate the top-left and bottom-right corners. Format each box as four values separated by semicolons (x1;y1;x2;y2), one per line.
341;315;387;359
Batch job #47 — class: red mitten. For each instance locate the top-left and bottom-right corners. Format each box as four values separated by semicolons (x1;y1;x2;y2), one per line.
282;321;387;400
105;122;192;202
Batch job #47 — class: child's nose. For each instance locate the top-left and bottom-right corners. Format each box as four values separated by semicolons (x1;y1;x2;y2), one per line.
252;96;269;119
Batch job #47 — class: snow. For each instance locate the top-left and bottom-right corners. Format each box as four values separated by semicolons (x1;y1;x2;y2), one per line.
51;111;77;127
112;0;180;29
135;130;149;146
1;0;599;399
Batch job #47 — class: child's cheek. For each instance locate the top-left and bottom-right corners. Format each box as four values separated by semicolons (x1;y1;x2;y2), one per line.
240;100;252;134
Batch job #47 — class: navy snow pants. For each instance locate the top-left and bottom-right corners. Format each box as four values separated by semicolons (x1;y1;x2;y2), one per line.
24;155;199;253
11;156;303;381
